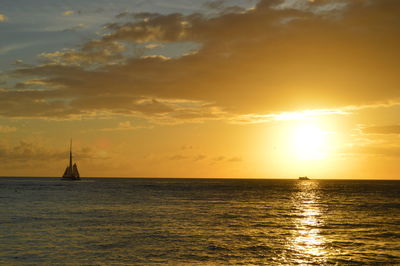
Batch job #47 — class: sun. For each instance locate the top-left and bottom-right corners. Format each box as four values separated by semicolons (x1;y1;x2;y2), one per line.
291;123;329;160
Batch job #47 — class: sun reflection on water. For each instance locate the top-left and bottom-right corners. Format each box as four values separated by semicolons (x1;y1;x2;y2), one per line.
287;181;327;264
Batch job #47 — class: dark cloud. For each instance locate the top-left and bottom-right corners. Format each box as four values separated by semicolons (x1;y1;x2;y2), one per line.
103;12;188;43
168;154;189;160
39;40;126;66
227;156;242;162
3;0;400;120
211;155;242;163
213;156;225;161
181;144;193;150
193;154;207;161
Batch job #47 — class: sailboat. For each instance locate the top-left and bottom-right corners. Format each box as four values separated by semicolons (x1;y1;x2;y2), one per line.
62;140;80;180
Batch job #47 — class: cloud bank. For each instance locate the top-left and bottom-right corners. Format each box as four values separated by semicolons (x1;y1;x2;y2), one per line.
3;0;400;122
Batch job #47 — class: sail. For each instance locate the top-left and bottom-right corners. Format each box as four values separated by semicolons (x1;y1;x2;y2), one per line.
72;163;80;178
63;166;69;177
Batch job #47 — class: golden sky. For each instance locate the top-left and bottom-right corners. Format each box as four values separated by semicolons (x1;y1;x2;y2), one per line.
0;0;399;178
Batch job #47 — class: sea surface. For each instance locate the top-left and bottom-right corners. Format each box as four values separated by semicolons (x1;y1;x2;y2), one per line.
0;178;399;265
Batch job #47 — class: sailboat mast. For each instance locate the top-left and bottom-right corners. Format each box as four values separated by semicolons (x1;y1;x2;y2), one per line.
69;139;72;168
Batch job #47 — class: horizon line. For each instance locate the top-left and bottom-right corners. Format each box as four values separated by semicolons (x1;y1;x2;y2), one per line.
0;176;399;180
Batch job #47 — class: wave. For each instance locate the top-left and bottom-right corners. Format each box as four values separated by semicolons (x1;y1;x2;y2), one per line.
238;245;273;252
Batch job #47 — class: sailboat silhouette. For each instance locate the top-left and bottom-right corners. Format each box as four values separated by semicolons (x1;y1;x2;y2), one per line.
62;139;80;180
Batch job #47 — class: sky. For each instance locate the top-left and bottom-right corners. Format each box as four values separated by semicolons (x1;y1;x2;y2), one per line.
0;0;399;179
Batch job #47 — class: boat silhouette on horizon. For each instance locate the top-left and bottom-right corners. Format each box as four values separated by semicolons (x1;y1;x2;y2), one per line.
298;176;310;180
62;140;80;180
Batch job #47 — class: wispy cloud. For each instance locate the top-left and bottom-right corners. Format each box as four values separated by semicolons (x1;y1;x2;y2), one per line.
0;43;38;55
232;109;349;124
144;43;164;49
62;10;74;16
362;125;400;135
167;153;240;163
62;23;86;32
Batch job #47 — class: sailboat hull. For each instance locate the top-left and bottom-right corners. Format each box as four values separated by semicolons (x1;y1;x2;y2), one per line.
61;177;80;180
62;166;80;180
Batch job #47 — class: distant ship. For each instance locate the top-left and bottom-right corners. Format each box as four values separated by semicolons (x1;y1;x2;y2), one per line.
298;176;310;180
62;140;80;180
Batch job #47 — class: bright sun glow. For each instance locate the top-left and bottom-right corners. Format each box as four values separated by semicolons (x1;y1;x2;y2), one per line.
291;123;329;160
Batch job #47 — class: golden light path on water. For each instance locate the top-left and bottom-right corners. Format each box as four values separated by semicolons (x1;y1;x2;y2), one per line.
287;181;327;264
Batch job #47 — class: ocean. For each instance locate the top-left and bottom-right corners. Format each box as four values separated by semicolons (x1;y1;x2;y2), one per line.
0;178;399;265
